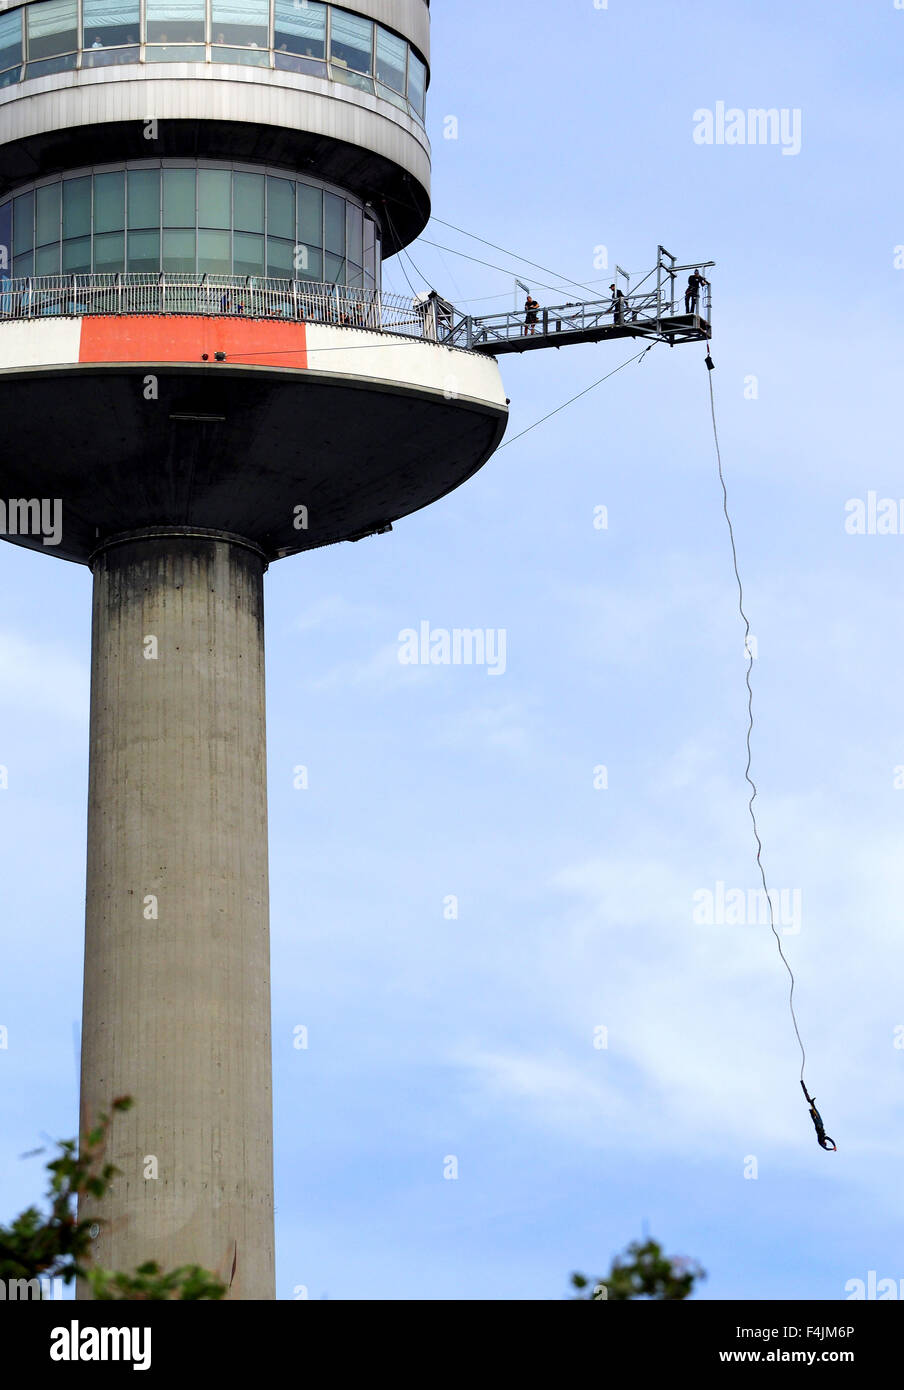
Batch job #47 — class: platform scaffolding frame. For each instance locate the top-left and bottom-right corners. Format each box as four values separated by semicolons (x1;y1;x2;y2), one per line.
448;248;715;356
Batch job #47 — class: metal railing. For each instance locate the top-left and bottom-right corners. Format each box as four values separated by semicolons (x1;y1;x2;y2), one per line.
452;288;667;349
443;249;715;352
0;253;714;357
0;272;442;340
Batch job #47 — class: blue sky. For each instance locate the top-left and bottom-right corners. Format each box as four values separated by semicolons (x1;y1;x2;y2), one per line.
2;0;903;1299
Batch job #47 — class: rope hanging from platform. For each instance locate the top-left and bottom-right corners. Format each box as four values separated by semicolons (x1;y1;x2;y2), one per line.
705;352;836;1153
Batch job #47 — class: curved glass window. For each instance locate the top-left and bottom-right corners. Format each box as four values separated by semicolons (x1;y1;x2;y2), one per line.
375;27;407;111
127;169;161;228
26;0;76;57
0;9;23;86
198;168;230;228
329;9;372;92
63;176;91;238
274;0;326;76
0;2;429;127
0;162;383;289
25;0;76;75
146;0;205;44
407;51;426;121
83;0;140;66
212;0;267;50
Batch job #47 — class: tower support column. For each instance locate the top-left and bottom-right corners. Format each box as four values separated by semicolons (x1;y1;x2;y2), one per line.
78;528;274;1300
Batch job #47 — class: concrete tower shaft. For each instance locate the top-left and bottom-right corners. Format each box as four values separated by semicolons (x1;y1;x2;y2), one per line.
81;531;273;1298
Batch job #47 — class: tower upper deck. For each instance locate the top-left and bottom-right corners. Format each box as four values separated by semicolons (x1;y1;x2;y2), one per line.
0;0;430;248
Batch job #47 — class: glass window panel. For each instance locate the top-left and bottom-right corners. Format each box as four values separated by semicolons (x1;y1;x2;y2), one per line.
234;173;264;234
14;192;34;254
267;178;294;239
0;202;10;285
82;0;140;49
162;228;195;272
35;184;61;247
145;0;205;43
163;168;196;228
26;54;77;75
408;51;426;120
346;202;363;269
127;169;160;229
376;82;408;113
62;236;92;273
211;0;267;48
94;171;125;233
323;193;345;255
127;229;160;270
35;243;61;275
211;46;269;65
0;67;21;89
198;170;231;229
364;218;376;282
233;232;264;277
63;177;92;238
13;251;34;277
330;10;373;73
27;0;77;59
347;264;363;289
296;245;322;281
275;52;326;77
198;228;231;274
324;251;344;284
274;0;326;57
297;185;322;248
331;65;373;93
266;236;294;279
145;44;206;60
85;44;139;66
375;27;405;93
94;231;125;272
0;10;23;71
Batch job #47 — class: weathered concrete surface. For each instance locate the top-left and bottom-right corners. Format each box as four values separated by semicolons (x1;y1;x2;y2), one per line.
78;530;274;1300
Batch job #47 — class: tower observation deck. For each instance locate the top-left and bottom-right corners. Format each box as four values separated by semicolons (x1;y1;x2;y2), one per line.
0;0;508;1300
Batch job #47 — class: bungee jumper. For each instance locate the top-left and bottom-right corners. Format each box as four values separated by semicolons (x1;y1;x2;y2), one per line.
800;1081;837;1152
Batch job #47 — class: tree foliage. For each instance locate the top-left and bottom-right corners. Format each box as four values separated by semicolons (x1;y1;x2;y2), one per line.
571;1236;705;1301
0;1097;226;1300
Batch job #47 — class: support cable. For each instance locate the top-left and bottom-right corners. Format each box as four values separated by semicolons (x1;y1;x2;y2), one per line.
498;344;657;452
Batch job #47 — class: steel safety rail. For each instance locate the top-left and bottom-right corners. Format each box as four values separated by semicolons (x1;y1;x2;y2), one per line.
0;273;440;340
464;287;678;349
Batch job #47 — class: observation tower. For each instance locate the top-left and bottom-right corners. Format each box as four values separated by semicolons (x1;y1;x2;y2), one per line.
0;0;507;1298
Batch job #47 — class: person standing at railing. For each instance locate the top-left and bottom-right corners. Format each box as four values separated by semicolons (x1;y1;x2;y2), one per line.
685;269;708;316
609;284;626;325
523;294;539;336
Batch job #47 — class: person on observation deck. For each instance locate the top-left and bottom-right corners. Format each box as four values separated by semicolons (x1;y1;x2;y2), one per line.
523;294;539;335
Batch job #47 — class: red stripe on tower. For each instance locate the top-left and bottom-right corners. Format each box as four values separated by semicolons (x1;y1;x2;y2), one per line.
79;315;307;370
